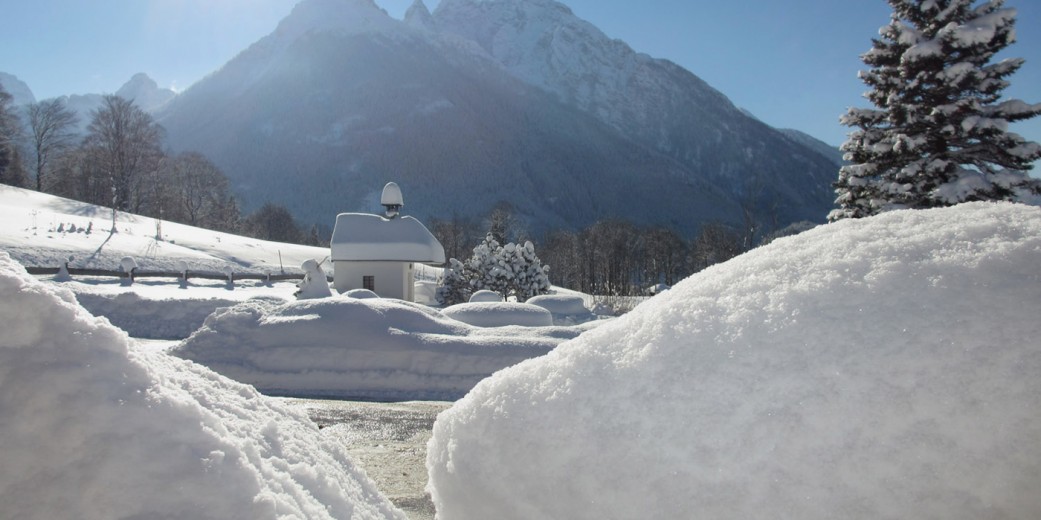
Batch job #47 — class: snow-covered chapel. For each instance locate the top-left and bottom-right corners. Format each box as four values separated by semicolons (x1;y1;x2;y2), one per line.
330;182;445;301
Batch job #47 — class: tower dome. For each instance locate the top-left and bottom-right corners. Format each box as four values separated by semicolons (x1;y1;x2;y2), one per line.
381;182;404;218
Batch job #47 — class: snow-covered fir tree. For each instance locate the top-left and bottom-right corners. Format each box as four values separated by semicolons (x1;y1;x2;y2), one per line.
437;234;551;305
436;258;473;306
831;0;1041;220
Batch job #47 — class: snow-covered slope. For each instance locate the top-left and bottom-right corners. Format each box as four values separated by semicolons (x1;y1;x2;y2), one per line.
427;202;1041;519
0;252;406;520
0;184;327;275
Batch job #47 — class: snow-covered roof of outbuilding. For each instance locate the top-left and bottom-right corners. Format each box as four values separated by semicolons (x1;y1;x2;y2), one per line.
331;213;446;264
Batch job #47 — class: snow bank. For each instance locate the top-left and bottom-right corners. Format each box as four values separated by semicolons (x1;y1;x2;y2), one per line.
427;203;1041;520
526;294;595;325
0;253;405;520
72;291;259;339
468;289;503;303
173;297;574;400
441;301;553;327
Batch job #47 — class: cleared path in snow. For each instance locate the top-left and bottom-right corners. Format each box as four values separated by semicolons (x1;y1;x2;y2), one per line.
284;399;452;520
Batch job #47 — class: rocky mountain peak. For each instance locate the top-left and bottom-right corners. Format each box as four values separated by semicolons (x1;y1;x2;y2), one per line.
116;73;176;112
0;72;37;106
272;0;396;43
404;0;436;30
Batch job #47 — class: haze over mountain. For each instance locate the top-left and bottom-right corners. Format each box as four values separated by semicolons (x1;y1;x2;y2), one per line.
0;72;176;134
12;0;843;237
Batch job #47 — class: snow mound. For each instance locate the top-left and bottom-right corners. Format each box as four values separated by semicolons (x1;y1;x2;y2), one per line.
525;294;594;325
344;288;380;299
468;289;503;303
441;301;553;327
73;291;250;339
173;297;565;400
0;253;404;520
427;203;1041;520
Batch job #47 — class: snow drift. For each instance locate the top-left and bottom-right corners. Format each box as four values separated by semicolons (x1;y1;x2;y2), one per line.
173;297;584;400
0;253;404;520
427;202;1041;520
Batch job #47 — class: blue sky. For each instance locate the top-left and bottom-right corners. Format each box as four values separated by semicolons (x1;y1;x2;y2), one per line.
1;0;1038;148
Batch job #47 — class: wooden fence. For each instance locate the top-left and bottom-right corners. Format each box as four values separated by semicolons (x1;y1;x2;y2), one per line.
25;266;333;283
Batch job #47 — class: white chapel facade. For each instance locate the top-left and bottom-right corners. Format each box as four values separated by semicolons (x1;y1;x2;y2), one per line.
329;183;445;301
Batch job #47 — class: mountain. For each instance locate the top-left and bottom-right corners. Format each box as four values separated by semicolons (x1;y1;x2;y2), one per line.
0;72;177;135
115;73;176;112
780;128;845;167
158;0;841;236
0;72;36;106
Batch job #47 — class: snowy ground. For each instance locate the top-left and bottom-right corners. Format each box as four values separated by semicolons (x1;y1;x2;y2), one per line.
6;183;1038;519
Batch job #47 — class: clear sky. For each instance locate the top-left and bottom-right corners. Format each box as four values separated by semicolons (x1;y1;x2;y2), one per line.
1;0;1038;148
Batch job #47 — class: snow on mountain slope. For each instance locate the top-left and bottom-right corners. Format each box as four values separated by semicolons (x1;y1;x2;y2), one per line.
432;0;840;197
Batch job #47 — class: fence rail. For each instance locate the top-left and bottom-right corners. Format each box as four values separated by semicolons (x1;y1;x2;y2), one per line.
25;266;333;283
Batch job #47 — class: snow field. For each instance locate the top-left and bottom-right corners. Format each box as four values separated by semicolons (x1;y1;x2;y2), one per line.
0;252;405;520
426;202;1041;520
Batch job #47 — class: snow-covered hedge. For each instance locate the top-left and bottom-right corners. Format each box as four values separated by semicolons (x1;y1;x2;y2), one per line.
0;253;404;520
173;297;567;400
441;302;553;328
427;203;1041;520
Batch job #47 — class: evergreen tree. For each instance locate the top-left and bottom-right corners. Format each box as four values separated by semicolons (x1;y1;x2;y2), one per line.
832;0;1041;220
437;234;551;305
436;258;473;306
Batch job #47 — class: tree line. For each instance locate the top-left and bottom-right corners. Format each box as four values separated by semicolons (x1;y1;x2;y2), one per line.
0;90;321;245
429;204;803;299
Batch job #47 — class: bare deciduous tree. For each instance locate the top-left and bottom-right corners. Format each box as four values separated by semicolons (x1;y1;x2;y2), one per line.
0;85;27;187
27;98;78;192
82;95;164;212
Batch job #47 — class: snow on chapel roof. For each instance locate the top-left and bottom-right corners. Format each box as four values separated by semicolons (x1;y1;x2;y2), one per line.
331;213;446;264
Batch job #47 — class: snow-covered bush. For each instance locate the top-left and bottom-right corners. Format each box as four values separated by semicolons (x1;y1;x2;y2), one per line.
428;203;1041;520
437;234;550;305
